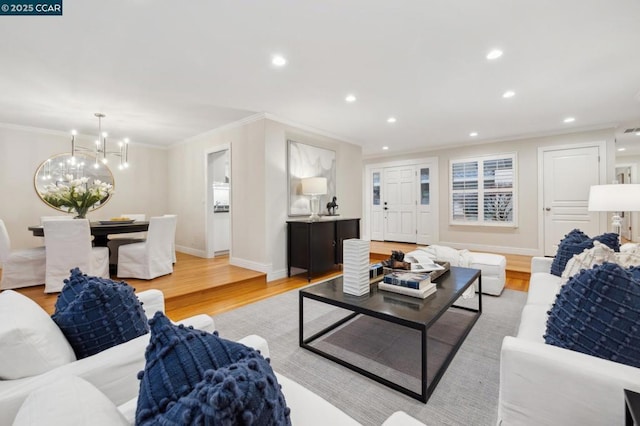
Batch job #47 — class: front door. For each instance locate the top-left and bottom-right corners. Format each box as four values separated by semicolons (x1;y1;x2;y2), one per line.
542;145;602;256
383;165;417;243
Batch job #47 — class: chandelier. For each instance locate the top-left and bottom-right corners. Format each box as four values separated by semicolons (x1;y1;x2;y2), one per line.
71;113;130;170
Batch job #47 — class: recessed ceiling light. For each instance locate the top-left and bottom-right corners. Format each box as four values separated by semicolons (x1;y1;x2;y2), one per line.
345;94;356;103
486;49;503;60
502;90;515;98
563;117;575;123
387;117;397;123
618;147;627;152
469;132;478;137
382;146;389;150
271;55;287;67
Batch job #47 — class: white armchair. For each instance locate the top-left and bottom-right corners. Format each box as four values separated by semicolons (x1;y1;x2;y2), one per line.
43;219;109;293
0;219;46;290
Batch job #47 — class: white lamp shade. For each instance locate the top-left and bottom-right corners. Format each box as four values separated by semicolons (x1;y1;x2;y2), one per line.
588;184;640;211
301;177;327;195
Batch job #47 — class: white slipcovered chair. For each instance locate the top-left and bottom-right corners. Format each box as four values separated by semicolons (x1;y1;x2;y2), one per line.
0;219;46;290
43;219;109;293
107;213;147;265
40;216;73;225
116;216;176;280
163;214;177;263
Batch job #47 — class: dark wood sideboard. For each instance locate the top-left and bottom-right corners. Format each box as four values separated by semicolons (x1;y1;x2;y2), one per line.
286;218;361;281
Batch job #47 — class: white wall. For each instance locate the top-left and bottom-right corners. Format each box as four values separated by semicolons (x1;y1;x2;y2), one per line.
166;115;363;280
0;125;168;250
364;128;616;255
264;119;363;280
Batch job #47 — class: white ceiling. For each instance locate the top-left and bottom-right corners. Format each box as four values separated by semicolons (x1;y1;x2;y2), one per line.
1;0;640;157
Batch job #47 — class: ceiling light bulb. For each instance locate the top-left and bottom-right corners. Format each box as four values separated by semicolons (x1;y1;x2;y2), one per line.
387;117;397;123
95;140;100;146
101;158;108;164
563;117;575;123
502;90;515;98
345;94;356;103
124;138;130;144
102;132;108;138
469;132;478;137
71;129;77;136
93;163;99;169
272;55;287;67
382;146;389;150
486;49;503;60
124;162;129;168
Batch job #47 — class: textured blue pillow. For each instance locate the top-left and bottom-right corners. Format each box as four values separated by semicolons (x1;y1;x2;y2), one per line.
136;312;259;424
140;355;291;426
550;229;620;276
52;277;149;359
55;268;123;312
545;262;640;367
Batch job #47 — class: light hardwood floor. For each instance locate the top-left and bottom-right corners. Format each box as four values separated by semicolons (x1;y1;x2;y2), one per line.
4;242;531;321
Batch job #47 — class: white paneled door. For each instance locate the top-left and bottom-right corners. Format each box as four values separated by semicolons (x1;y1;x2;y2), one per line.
383;166;417;243
542;145;602;256
370;168;384;241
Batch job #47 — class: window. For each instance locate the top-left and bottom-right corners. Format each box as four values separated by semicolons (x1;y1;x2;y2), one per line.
372;172;381;205
450;154;516;226
420;167;430;205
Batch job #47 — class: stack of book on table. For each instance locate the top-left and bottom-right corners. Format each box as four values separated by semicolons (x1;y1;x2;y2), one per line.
378;271;436;299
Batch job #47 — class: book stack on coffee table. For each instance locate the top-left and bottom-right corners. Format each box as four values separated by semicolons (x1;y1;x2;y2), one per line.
378;271;436;299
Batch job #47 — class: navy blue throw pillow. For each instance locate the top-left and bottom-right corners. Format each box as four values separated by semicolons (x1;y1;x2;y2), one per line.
52;276;149;359
140;355;291;426
550;229;620;276
545;262;640;367
136;312;263;424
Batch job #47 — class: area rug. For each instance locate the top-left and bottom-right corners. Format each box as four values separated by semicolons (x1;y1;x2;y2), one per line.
213;287;527;426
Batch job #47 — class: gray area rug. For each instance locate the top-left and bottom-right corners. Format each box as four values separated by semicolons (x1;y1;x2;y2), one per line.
213;287;526;426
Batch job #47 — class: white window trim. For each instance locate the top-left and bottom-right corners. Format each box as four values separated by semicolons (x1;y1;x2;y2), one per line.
449;153;518;227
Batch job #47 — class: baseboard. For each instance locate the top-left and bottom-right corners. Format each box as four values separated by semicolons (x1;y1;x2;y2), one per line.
229;257;271;275
267;268;288;282
175;245;206;258
437;242;541;257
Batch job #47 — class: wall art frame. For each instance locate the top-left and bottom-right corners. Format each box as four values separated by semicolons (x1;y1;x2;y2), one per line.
287;140;336;216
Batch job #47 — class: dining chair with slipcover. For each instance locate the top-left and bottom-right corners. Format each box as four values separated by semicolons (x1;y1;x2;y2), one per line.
40;216;73;224
116;216;176;280
0;219;46;290
43;219;109;293
163;214;177;263
107;213;147;265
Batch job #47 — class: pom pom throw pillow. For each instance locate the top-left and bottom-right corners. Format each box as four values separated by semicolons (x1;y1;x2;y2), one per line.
52;272;149;359
550;229;619;276
545;262;640;367
141;356;291;426
136;312;291;425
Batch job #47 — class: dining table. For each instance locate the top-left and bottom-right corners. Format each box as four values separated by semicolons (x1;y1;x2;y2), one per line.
28;221;150;247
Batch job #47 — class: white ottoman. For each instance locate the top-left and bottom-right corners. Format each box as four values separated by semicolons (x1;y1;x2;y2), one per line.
470;252;506;296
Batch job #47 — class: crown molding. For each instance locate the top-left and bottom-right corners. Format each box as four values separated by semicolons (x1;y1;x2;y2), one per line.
263;112;360;146
169;112;268;148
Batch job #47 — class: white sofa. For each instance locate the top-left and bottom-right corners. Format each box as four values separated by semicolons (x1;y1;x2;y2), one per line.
2;289;424;426
498;257;640;425
0;289;215;425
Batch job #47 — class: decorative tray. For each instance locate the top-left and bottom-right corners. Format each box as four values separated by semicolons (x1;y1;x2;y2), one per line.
383;261;450;281
99;220;135;225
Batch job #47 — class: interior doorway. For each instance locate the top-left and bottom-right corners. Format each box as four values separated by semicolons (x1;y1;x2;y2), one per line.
206;146;231;258
615;163;637;242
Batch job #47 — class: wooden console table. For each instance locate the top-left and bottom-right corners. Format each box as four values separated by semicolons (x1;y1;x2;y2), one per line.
286;218;360;281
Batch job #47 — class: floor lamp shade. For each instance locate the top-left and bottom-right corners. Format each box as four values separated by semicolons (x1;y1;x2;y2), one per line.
588;184;640;212
301;177;327;221
588;184;640;235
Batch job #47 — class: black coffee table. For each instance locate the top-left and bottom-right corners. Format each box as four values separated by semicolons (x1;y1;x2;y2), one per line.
299;266;482;402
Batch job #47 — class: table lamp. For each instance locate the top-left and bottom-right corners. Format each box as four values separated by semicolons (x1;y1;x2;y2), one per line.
301;177;327;221
588;184;640;238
